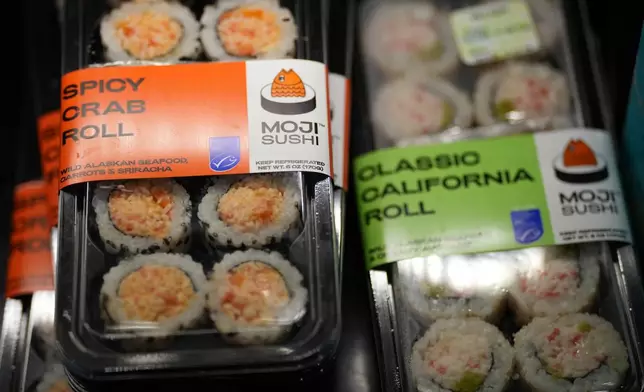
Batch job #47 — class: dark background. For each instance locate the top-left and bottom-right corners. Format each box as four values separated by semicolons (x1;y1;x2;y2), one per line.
1;2;642;392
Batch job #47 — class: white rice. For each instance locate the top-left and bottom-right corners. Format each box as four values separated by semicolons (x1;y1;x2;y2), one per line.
411;318;514;392
36;364;70;392
372;75;472;144
197;174;300;248
200;0;297;61
508;251;599;326
474;62;570;126
362;1;458;76
100;1;201;62
399;254;512;325
514;313;629;392
100;253;207;337
93;179;191;255
208;249;307;345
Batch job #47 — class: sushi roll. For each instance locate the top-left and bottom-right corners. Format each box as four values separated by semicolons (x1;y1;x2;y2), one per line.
36;364;71;392
200;0;297;61
514;313;630;392
411;318;514;392
197;174;300;248
207;249;307;345
362;2;458;77
509;249;600;326
100;1;200;62
372;76;472;143
474;62;571;126
399;254;511;324
93;179;191;255
100;253;207;336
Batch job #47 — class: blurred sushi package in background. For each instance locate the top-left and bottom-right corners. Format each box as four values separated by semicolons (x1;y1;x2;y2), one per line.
55;0;341;390
0;299;23;392
352;1;644;392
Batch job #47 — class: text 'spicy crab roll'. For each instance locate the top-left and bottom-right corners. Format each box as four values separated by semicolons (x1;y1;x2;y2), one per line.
514;313;630;392
474;61;571;126
93;179;192;255
362;1;458;77
371;76;472;144
198;174;301;248
100;1;201;62
100;253;208;337
411;318;514;392
207;249;307;345
509;246;600;326
399;254;512;325
200;0;297;61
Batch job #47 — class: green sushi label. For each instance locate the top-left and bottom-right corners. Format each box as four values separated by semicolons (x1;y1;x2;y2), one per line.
449;0;541;65
354;129;632;269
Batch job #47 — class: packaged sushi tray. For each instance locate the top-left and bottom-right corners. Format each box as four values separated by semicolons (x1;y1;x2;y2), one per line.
351;1;644;391
0;299;23;392
56;0;341;388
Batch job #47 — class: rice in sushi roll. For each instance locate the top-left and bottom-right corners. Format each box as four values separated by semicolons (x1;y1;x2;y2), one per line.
474;62;570;126
36;364;71;392
411;318;514;392
509;249;600;326
399;254;511;325
198;174;300;248
362;2;458;76
100;253;207;336
372;76;472;143
100;1;200;62
200;0;297;61
93;179;191;255
208;249;307;345
514;313;630;392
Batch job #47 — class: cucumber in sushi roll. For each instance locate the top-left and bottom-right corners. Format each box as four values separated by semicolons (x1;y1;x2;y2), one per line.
100;253;207;336
37;364;71;392
372;76;472;143
399;254;511;325
93;179;191;255
200;0;297;61
362;2;458;76
515;313;629;392
208;249;307;345
411;318;514;392
509;249;599;326
198;174;300;248
100;1;200;62
474;62;570;126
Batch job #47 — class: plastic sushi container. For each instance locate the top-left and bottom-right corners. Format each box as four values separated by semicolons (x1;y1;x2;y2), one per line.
0;299;23;391
57;0;340;389
13;292;71;392
352;1;644;392
325;0;356;281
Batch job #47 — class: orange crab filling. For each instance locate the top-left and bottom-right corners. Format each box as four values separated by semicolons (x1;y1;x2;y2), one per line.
118;265;195;322
48;379;72;392
220;262;290;325
216;5;282;57
108;180;174;238
114;10;183;60
217;178;285;233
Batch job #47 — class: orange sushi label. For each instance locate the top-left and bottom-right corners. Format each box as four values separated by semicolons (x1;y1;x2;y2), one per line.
37;110;61;227
6;181;54;298
59;60;332;189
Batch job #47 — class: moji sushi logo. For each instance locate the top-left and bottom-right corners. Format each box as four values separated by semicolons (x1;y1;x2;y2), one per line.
553;139;609;184
260;69;317;115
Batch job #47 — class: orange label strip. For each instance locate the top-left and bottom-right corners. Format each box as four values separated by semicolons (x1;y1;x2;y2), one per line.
59;60;332;189
38;110;61;227
6;181;54;298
